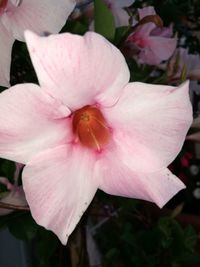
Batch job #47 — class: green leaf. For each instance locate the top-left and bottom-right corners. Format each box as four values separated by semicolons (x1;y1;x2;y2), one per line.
184;226;197;251
8;212;38;240
105;247;120;265
180;64;187;83
94;0;115;41
114;26;130;46
62;20;88;35
36;228;59;263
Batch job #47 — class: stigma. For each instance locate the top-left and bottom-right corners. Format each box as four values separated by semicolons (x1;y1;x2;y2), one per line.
72;105;110;151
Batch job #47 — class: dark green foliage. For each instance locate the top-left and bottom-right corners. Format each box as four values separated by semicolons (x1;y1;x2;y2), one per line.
95;206;200;267
94;0;115;40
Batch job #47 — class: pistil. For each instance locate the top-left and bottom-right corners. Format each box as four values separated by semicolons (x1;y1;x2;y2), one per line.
72;105;110;151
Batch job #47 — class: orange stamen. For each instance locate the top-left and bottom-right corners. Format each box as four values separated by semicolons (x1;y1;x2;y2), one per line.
0;0;8;9
72;105;110;151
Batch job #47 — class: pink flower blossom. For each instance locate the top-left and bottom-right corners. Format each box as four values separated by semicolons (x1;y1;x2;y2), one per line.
167;48;200;81
126;6;177;65
0;0;76;87
159;48;200;95
104;0;135;27
0;31;192;244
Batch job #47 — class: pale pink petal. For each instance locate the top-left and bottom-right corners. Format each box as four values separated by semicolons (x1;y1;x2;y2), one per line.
0;22;14;87
138;6;156;19
135;23;156;38
102;81;192;172
10;0;21;5
1;0;76;41
0;84;71;164
127;23;156;48
147;36;177;61
97;151;185;208
138;49;162;65
25;31;130;110
112;7;131;27
22;145;98;245
151;25;173;38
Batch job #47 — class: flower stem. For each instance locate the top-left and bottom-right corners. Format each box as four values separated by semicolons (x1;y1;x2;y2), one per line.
0;201;29;211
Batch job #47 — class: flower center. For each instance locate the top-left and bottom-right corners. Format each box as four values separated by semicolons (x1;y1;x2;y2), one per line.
72;105;110;151
0;0;21;12
0;0;8;10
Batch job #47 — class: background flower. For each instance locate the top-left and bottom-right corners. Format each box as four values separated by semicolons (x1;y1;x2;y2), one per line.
0;163;27;216
126;6;177;65
0;0;76;87
104;0;135;27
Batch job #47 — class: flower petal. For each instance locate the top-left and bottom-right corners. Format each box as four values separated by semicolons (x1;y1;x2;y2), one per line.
138;6;156;19
25;31;130;110
1;0;76;41
102;81;192;172
138;48;161;65
97;151;185;208
147;36;177;61
151;25;173;38
0;23;14;87
0;84;71;164
22;145;98;245
112;7;131;27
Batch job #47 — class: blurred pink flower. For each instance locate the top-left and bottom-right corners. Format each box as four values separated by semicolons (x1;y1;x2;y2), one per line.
126;6;177;65
0;0;76;87
159;47;200;95
0;163;27;215
0;31;192;244
104;0;135;27
166;48;200;81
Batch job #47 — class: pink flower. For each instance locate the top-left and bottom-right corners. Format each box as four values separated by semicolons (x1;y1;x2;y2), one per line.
159;48;200;95
126;6;177;65
0;0;76;87
0;31;192;244
104;0;135;27
167;48;200;81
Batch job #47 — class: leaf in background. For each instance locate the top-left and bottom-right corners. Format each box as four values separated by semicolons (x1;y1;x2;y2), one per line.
62;20;88;35
114;26;130;46
180;64;187;83
94;0;115;41
171;203;184;218
184;226;197;251
8;212;38;240
36;228;60;263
